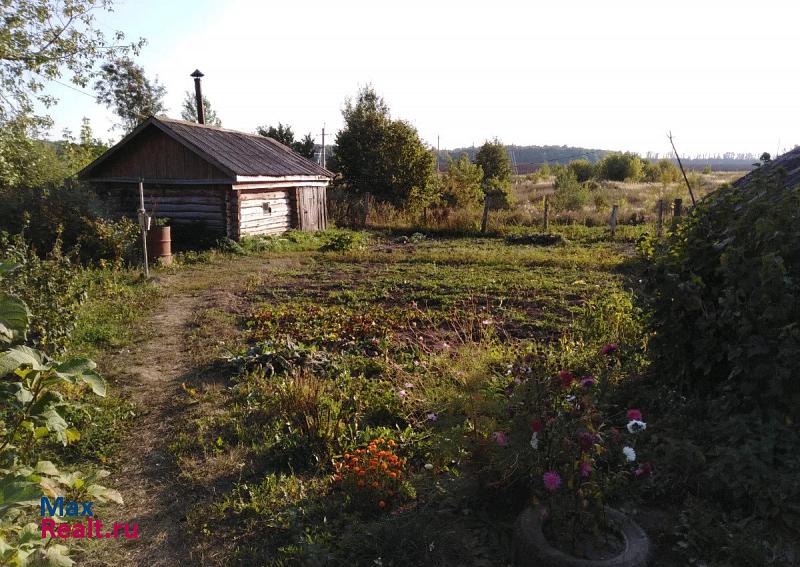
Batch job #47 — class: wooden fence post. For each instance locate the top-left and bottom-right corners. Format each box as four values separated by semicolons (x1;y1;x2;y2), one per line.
480;195;492;233
610;204;619;238
671;198;682;231
656;199;664;237
543;194;549;231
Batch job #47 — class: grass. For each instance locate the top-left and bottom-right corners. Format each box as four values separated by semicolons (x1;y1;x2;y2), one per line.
168;228;645;565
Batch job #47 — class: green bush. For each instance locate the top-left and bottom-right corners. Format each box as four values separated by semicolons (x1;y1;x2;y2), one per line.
0;233;84;354
551;170;588;211
642;159;680;184
596;152;643;181
641;171;800;536
0;185;138;265
567;159;595;182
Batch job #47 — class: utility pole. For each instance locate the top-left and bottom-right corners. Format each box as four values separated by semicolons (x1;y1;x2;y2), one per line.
321;124;326;169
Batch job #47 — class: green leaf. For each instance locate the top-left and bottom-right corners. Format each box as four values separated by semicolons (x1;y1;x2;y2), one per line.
42;544;75;566
0;476;40;508
78;370;106;397
0;292;30;345
0;345;46;376
35;461;61;476
54;358;105;396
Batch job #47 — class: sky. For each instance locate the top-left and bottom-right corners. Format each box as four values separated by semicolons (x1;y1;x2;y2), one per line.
42;0;800;158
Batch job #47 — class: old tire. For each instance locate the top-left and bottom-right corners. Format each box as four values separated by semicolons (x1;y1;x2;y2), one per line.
513;506;650;567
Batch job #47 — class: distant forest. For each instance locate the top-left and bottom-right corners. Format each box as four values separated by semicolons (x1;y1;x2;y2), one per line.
437;145;763;173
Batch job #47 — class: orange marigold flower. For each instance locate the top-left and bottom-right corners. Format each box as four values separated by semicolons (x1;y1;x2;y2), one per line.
371;481;379;489
388;471;397;478
388;440;396;447
378;500;386;508
357;469;365;476
381;462;388;470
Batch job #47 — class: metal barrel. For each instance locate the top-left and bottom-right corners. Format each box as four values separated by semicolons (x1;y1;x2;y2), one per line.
146;226;173;266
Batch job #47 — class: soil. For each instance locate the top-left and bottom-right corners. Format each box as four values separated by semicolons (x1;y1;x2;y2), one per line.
80;256;303;566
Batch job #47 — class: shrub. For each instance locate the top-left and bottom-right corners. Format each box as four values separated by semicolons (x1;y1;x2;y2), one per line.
551;170;588;211
319;230;369;252
641;170;800;536
0;185;138;265
567;159;595;182
0;233;84;354
643;159;680;184
596;152;643;181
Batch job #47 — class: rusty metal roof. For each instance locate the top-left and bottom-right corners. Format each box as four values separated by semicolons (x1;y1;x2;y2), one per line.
80;116;332;180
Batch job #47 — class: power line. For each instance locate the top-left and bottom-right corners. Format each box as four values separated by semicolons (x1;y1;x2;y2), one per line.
45;77;97;100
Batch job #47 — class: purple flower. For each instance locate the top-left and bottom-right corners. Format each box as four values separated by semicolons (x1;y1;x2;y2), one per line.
579;462;593;477
601;343;619;355
578;432;595;452
492;431;509;447
398;390;407;398
426;412;438;422
580;375;596;388
558;371;576;388
633;462;653;479
543;471;562;491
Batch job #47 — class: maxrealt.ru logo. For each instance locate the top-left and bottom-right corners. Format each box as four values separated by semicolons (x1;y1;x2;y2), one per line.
40;497;138;540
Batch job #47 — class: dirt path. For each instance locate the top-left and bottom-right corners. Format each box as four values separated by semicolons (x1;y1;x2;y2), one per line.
83;255;305;566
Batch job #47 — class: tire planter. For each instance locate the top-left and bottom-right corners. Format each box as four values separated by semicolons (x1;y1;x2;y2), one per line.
513;506;650;567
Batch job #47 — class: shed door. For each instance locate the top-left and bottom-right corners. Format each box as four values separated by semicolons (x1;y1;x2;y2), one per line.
297;186;328;231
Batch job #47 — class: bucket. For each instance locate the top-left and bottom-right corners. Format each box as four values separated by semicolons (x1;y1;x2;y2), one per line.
146;226;172;266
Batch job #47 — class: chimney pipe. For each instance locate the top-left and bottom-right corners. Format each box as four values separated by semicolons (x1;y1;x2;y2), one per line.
190;69;205;124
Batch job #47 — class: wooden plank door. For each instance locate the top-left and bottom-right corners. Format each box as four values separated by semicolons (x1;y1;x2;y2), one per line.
297;186;328;231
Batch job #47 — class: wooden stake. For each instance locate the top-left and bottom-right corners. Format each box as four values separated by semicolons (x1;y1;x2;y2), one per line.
138;178;149;278
610;204;619;238
543;194;550;231
671;198;683;231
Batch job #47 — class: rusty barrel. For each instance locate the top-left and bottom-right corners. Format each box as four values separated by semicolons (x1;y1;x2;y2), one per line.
146;226;172;266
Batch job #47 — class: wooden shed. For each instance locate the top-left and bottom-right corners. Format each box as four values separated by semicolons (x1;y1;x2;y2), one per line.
79;116;332;239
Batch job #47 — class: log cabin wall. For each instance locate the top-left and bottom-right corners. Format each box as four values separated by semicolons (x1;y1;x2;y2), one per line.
95;183;230;234
235;187;296;237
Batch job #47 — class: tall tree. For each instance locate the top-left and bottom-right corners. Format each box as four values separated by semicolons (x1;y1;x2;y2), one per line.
334;86;436;209
0;0;142;186
180;91;221;126
93;57;166;131
257;123;316;159
475;139;513;209
0;0;144;123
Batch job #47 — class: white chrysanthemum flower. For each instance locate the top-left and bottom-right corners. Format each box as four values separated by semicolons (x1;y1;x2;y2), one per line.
623;446;636;462
530;431;539;450
626;420;647;434
424;463;434;470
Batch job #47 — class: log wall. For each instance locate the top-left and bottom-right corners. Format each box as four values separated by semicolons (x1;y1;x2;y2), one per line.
95;183;229;233
234;188;296;238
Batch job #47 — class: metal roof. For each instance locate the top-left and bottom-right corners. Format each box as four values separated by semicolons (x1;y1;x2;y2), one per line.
79;116;333;180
